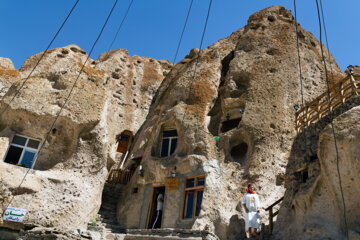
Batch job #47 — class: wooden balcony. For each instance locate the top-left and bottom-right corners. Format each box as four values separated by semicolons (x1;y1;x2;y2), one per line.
296;74;359;133
107;168;135;184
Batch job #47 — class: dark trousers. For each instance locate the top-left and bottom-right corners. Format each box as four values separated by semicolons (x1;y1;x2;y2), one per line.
152;210;162;229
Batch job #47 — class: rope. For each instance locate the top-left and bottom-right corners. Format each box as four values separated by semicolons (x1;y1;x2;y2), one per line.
180;0;213;125
0;0;80;118
315;1;349;239
2;0;119;218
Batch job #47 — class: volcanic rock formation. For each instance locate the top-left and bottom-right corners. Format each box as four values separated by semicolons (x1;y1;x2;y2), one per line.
0;45;171;230
116;5;346;240
0;4;357;240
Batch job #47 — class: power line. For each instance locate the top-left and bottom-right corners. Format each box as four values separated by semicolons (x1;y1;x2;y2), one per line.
293;0;308;152
0;0;80;118
314;1;349;239
319;0;335;82
121;0;196;168
180;0;213;125
104;0;134;59
2;0;119;218
173;0;194;64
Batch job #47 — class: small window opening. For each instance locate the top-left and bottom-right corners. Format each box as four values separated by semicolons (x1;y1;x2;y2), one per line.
4;135;41;169
183;176;205;219
302;170;308;183
132;187;138;194
230;142;248;164
221;118;241;133
116;132;132;153
309;154;318;162
160;130;178;158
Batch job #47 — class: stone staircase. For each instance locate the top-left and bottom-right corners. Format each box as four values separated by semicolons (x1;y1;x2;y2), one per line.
88;182;126;238
123;229;218;240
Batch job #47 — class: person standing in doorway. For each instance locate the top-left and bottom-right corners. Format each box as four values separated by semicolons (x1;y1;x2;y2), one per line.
242;183;261;238
152;192;164;229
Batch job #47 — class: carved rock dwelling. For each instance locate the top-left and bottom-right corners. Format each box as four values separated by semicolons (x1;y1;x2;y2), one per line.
0;5;359;240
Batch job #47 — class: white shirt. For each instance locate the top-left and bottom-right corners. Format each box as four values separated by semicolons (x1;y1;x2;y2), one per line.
242;192;260;212
157;193;164;211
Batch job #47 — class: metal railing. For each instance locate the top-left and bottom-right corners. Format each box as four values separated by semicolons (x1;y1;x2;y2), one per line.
296;74;359;133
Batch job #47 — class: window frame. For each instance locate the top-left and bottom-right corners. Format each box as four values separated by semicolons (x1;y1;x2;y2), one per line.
3;134;41;169
182;175;205;219
160;129;178;158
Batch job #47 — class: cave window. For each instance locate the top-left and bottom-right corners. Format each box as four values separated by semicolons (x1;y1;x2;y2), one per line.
221;118;242;133
117;133;132;153
302;170;308;183
160;130;178;158
183;176;205;219
3;135;41;169
230;142;248;164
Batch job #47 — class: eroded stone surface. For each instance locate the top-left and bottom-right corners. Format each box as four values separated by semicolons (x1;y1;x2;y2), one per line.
0;45;170;231
116;5;345;240
0;4;356;240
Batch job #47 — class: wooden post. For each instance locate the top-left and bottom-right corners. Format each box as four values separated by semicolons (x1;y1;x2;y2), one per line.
350;75;359;95
259;223;265;240
269;207;273;234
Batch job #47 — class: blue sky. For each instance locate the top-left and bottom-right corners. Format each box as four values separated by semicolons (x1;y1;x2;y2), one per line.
1;1;358;70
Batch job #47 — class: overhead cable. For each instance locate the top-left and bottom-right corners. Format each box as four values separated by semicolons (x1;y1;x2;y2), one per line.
315;1;349;239
0;0;80;117
2;0;119;218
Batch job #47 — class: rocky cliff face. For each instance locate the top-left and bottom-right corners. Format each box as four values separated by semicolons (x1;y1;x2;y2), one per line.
0;45;170;230
0;4;357;240
116;5;346;240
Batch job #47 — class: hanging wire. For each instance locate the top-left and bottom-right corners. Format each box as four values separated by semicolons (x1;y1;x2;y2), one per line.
0;0;80;117
314;1;349;239
173;0;194;64
121;0;196;168
319;0;335;82
103;0;134;60
2;0;119;218
180;0;213;125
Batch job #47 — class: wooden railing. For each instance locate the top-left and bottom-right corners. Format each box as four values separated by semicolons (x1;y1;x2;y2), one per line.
265;197;284;234
107;168;135;184
296;74;359;133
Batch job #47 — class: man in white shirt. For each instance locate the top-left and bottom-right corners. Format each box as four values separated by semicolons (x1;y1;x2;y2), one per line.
242;184;261;238
152;193;164;229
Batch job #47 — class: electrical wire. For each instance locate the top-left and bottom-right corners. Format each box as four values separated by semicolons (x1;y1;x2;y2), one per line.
319;0;335;82
293;0;308;153
314;1;349;239
173;0;194;64
121;0;196;167
0;0;80;117
104;0;134;60
2;0;119;218
180;0;213;125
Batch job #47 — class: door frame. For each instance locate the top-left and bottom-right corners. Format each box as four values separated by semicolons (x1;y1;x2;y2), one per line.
146;184;165;229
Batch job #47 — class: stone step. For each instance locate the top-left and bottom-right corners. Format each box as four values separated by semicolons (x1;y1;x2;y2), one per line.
99;204;117;210
104;226;126;233
100;218;118;224
124;234;202;240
